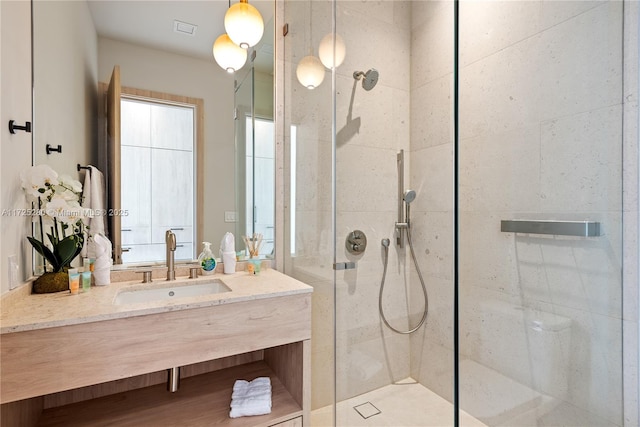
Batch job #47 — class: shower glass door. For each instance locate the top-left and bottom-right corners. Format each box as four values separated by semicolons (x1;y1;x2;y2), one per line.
281;0;337;423
332;1;457;426
457;2;624;426
282;0;627;426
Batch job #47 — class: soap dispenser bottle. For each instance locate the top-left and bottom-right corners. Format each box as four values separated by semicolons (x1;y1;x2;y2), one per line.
198;242;216;275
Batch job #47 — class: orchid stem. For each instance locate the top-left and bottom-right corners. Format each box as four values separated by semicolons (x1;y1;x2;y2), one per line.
38;198;46;273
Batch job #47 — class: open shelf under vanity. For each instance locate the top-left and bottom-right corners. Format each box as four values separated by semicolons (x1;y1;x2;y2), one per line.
36;361;302;427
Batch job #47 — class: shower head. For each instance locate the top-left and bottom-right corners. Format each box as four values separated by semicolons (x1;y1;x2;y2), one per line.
403;189;416;204
353;68;379;91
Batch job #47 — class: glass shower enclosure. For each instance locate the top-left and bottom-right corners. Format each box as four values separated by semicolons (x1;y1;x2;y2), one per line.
281;1;630;426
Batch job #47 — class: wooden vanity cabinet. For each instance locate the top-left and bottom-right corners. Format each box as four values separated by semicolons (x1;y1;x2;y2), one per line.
1;293;311;427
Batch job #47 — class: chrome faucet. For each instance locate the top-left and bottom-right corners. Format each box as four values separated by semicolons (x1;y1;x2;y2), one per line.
166;230;176;281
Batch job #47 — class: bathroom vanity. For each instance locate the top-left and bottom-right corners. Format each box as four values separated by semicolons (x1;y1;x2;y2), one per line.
0;268;312;427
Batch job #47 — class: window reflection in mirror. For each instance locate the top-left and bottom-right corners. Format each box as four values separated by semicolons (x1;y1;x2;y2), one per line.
120;96;199;264
246;117;275;257
234;62;274;260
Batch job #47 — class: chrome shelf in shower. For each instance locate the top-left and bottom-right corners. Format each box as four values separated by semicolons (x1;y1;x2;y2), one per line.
500;219;602;237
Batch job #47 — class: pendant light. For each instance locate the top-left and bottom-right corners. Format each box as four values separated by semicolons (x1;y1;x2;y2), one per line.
319;33;346;69
213;33;247;73
225;0;264;49
296;55;325;89
296;0;325;89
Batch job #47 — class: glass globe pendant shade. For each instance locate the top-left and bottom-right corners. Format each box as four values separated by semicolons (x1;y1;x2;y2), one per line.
213;34;247;73
318;33;346;69
296;55;325;89
224;0;264;49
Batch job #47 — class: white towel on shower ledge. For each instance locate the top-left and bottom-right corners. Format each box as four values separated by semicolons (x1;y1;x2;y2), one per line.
80;165;107;258
229;377;272;418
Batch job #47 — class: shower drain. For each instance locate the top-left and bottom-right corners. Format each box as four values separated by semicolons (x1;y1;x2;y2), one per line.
353;402;381;419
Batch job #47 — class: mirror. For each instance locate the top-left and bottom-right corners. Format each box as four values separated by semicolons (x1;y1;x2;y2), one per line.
32;0;274;269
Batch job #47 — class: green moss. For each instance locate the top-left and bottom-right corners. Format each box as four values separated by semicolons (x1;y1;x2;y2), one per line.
32;272;69;294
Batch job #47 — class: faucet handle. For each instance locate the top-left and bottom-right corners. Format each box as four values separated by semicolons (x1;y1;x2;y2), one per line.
136;270;153;283
165;230;177;251
189;266;199;279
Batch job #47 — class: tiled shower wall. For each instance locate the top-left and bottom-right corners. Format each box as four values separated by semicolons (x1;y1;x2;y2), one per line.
409;1;635;426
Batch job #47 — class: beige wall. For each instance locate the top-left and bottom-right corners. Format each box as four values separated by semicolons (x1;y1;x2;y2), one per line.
33;0;98;177
255;70;274;119
1;0;33;295
97;37;236;251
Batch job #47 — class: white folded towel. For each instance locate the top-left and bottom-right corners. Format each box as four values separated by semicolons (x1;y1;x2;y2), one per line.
93;233;113;286
229;377;272;418
81;166;107;258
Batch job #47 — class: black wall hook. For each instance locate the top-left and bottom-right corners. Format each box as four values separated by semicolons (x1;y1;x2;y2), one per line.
46;144;62;155
77;164;92;176
8;120;31;134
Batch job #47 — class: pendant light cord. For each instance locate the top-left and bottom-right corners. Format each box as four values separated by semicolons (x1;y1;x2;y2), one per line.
308;0;313;55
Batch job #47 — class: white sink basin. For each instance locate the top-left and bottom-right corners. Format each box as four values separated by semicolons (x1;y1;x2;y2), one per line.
114;280;231;305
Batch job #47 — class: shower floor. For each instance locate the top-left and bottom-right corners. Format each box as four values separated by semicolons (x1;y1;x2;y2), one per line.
310;378;487;427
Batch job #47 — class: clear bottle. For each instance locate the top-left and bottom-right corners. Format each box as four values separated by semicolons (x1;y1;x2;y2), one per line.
198;242;217;275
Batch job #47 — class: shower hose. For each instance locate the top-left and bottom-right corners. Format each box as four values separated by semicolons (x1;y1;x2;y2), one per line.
379;226;429;334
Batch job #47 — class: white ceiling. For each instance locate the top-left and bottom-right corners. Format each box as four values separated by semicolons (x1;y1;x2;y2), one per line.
87;1;274;73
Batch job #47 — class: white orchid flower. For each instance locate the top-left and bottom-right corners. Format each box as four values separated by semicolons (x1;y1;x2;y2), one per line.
54;187;80;202
46;197;83;224
20;164;59;200
57;174;83;193
23;165;87;273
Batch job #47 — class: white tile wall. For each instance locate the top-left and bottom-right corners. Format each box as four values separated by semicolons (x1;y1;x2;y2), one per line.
411;75;453;151
539;106;623;213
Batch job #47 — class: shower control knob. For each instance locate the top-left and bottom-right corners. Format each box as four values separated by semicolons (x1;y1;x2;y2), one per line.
346;230;367;255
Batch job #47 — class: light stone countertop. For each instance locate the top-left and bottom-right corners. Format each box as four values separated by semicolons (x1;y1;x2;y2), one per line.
0;268;313;334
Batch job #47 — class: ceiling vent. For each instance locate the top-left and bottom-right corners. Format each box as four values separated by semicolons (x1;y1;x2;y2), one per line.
173;20;197;36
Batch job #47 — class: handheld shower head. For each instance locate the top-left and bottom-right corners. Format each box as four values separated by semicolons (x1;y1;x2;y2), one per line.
403;189;416;204
403;189;416;226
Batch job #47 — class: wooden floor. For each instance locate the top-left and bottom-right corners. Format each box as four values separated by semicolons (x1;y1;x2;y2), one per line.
37;361;302;427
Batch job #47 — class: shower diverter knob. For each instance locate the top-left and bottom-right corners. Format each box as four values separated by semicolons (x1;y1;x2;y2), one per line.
346;230;367;255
